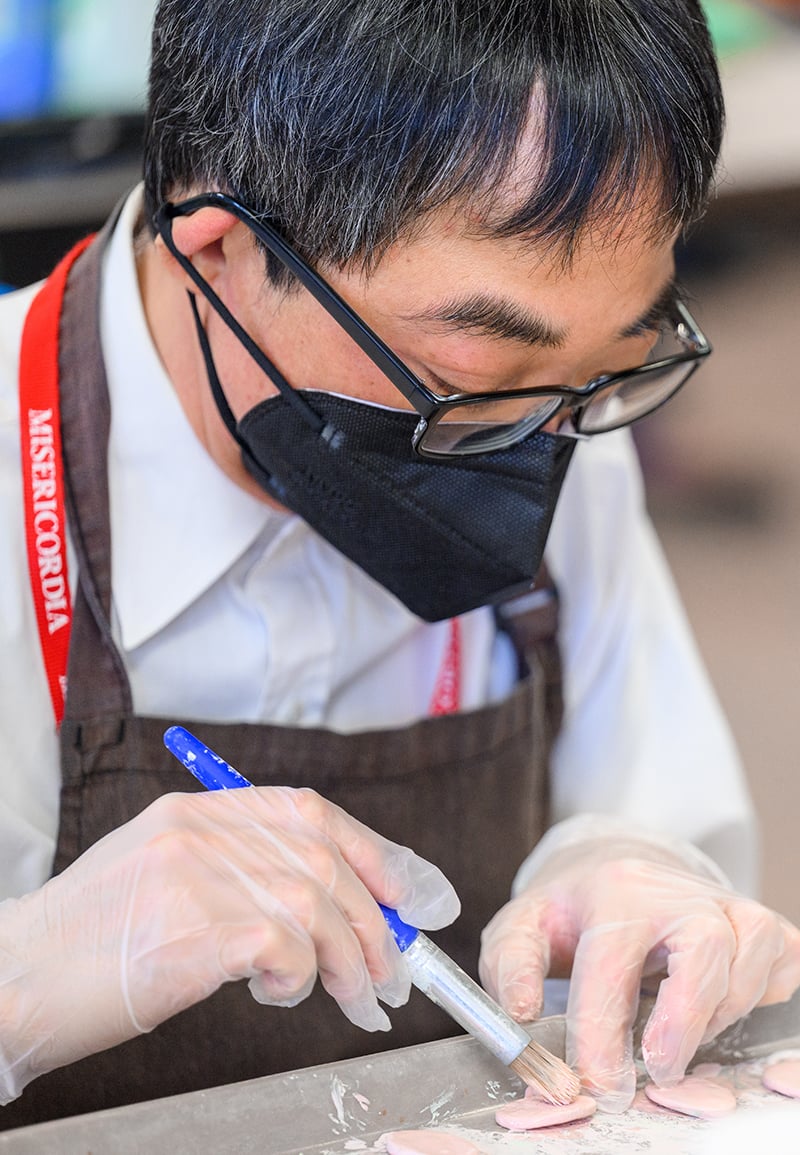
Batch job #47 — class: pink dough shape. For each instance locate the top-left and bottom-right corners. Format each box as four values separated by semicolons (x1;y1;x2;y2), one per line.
762;1059;800;1098
644;1079;736;1119
384;1132;483;1155
494;1094;597;1130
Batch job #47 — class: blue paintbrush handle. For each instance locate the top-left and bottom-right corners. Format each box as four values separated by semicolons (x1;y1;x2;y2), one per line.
162;725;420;949
163;725;254;791
377;904;419;951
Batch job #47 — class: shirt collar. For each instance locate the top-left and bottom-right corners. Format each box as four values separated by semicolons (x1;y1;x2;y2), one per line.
102;186;285;651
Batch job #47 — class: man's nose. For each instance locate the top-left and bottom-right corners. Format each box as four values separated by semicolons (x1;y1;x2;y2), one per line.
541;408;584;439
542;411;569;434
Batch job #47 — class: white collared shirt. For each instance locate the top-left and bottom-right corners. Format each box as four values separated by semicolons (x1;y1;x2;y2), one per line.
0;189;757;901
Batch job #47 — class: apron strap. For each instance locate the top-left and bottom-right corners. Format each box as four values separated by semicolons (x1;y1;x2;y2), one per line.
59;210;135;722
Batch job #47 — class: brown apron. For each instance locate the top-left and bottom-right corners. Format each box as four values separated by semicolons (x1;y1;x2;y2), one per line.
1;226;562;1130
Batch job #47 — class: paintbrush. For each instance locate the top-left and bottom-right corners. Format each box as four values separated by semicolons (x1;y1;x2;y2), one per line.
162;724;580;1105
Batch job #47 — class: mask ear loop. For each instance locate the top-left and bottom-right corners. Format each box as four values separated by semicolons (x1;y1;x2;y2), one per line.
155;205;328;436
186;291;247;442
185;291;288;492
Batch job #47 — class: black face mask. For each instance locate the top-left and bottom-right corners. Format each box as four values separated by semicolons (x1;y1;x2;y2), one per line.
188;289;575;620
233;390;575;621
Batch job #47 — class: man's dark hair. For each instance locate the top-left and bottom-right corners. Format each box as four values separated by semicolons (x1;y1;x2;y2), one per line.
144;0;723;281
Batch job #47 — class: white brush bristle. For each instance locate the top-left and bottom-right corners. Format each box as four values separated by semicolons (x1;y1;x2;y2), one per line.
510;1041;581;1106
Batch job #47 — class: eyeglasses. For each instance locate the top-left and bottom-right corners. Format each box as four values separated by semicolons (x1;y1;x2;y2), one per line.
156;193;711;459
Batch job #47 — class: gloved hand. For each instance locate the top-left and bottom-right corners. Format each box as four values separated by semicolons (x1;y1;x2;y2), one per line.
479;816;800;1112
0;787;459;1104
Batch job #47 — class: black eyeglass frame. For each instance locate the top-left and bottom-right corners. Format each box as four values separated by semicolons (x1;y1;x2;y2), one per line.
155;192;711;459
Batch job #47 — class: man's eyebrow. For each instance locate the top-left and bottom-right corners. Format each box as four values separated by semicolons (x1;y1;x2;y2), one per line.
400;277;680;348
399;293;567;349
618;279;679;339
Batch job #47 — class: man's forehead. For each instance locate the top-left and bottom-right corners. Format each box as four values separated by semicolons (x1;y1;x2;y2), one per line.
364;175;678;277
351;200;678;349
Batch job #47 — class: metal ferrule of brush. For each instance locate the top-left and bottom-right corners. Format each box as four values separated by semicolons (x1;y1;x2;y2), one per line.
401;932;531;1066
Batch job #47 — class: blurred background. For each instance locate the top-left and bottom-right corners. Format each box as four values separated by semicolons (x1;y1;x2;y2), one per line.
0;1;798;919
639;0;800;924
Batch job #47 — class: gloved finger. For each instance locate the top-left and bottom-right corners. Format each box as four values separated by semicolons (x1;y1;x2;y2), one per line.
316;859;411;1009
384;846;462;930
567;920;651;1112
227;922;318;1008
314;913;392;1032
479;896;553;1022
212;837;394;1033
252;865;392;1032
266;824;411;1008
642;915;734;1085
757;916;800;1006
200;790;409;1008
289;789;460;929
699;902;785;1044
249;968;317;1009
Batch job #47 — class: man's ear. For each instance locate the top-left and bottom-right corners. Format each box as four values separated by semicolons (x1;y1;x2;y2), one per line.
154;206;241;290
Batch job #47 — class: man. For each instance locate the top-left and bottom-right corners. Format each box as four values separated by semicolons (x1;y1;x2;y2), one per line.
1;0;798;1130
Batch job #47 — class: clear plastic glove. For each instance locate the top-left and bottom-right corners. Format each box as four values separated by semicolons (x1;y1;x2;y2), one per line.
0;787;459;1104
479;817;800;1113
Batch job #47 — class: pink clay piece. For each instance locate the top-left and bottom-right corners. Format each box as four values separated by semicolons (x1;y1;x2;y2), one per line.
494;1093;597;1130
384;1131;483;1155
644;1078;736;1119
762;1060;800;1099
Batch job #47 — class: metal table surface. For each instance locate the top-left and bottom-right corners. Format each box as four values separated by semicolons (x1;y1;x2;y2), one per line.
2;990;800;1154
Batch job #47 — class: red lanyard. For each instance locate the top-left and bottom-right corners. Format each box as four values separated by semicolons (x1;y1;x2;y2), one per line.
429;617;462;716
19;234;460;726
19;236;95;728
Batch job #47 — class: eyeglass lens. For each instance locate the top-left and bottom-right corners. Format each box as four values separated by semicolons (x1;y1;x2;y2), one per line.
575;361;697;435
419;360;696;455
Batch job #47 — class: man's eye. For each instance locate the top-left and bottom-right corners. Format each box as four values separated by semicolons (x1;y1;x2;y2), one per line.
628;324;661;342
425;369;518;399
425;370;471;398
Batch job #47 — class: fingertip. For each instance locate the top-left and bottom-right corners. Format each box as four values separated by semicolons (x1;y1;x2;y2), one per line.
585;1077;637;1114
641;1039;689;1087
567;1014;636;1115
572;1043;637;1114
498;980;543;1023
248;970;316;1008
320;948;395;1032
344;1001;393;1033
397;885;461;931
374;961;412;1009
641;1007;699;1086
387;853;461;930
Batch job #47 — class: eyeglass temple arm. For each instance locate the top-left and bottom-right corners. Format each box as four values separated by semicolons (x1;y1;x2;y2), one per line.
155;193;438;418
155;207;327;430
